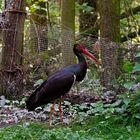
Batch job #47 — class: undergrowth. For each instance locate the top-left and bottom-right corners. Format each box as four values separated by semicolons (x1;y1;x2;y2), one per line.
1;89;140;140
1;114;140;140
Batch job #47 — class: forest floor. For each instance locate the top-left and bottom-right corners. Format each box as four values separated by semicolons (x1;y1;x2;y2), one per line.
1;113;140;140
0;91;116;128
1;91;140;140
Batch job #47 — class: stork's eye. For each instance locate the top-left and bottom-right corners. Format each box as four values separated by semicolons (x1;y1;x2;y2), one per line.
77;46;82;51
74;44;86;53
74;44;81;51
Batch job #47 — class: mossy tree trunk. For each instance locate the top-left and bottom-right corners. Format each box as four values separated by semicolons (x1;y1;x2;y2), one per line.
0;0;26;98
99;0;120;91
61;0;75;66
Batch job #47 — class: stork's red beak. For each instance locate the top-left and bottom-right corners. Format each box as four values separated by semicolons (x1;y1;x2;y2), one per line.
82;47;101;65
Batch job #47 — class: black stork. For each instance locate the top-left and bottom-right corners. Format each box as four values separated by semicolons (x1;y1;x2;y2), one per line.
26;44;100;126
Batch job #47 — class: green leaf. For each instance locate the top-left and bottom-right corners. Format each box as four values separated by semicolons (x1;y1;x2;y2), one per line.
115;107;126;113
135;52;140;58
134;114;140;119
123;61;133;72
123;82;135;90
133;63;140;72
123;98;131;106
34;79;44;87
135;103;140;107
111;100;122;107
63;101;71;106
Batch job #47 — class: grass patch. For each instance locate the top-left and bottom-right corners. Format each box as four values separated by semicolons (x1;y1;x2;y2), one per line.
1;115;140;140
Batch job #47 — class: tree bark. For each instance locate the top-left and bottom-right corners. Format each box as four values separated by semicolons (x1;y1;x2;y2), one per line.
0;0;26;98
99;0;120;91
61;0;75;66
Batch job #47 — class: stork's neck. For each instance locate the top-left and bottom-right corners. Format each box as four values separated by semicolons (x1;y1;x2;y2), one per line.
74;52;87;82
75;52;86;63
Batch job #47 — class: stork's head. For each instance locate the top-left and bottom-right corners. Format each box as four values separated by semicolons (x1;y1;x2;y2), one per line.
73;44;100;64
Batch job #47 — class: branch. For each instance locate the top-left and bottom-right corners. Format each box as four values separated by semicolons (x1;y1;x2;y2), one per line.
120;5;140;19
121;28;140;42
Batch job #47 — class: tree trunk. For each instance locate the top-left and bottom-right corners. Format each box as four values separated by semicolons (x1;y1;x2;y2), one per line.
61;0;75;66
0;0;26;98
99;0;120;91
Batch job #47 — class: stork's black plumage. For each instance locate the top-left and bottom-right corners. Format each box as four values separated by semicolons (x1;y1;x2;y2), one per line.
26;44;99;125
26;71;75;111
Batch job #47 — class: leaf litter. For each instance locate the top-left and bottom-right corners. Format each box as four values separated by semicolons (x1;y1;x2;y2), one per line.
0;91;118;128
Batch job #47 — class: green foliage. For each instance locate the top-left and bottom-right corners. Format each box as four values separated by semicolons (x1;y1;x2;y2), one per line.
120;55;140;87
0;122;97;140
118;54;140;124
0;0;3;11
123;82;136;90
33;79;44;87
1;114;140;140
123;60;133;73
76;2;94;13
118;90;140;124
49;2;60;19
1;88;140;139
135;52;140;58
133;63;140;72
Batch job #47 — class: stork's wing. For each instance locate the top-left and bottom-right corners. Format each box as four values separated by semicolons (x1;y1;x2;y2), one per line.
40;71;75;99
26;71;75;111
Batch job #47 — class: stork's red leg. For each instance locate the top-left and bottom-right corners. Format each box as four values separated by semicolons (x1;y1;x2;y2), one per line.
48;100;56;127
59;97;63;124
